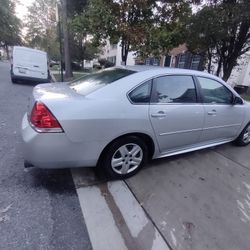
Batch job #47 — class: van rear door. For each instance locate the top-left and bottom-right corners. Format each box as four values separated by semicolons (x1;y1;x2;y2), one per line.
13;47;48;80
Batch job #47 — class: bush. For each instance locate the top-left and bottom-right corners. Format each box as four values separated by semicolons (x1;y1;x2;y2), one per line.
62;62;82;71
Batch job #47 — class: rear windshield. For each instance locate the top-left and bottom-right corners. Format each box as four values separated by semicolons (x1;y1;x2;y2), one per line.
69;68;135;95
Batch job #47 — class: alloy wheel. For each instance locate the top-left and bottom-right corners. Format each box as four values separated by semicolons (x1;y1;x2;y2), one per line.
111;143;143;175
243;125;250;143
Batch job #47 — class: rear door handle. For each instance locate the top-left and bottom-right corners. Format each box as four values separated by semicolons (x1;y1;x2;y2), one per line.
208;110;217;115
151;111;167;118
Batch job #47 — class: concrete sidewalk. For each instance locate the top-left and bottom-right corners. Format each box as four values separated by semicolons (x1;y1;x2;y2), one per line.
72;143;250;250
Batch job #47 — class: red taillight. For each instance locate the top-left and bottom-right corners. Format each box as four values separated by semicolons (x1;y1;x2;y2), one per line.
30;101;63;132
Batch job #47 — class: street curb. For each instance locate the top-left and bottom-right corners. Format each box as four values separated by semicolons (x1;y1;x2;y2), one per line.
71;169;170;250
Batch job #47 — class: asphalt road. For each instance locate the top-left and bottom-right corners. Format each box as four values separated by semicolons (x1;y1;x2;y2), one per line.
0;61;92;250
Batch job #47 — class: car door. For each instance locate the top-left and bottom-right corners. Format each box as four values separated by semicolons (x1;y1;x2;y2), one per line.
196;76;245;143
149;75;204;153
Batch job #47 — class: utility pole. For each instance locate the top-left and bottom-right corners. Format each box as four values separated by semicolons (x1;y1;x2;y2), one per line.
56;2;64;82
61;0;73;79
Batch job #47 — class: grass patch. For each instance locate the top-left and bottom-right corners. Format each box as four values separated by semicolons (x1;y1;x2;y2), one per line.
241;94;250;101
50;65;60;71
72;73;86;80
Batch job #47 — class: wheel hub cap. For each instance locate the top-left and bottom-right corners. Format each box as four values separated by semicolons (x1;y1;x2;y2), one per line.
111;143;143;175
243;125;250;143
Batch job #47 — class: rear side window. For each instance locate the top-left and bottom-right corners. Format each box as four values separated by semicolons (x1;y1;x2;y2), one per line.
69;68;135;95
152;75;197;103
197;77;233;104
129;80;152;104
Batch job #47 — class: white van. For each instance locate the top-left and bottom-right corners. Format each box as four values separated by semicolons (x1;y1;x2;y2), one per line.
11;46;49;83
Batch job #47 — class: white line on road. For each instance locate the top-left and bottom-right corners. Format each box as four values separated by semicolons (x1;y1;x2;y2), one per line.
71;169;170;250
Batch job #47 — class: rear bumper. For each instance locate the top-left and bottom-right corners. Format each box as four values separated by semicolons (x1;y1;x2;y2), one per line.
21;114;100;168
11;71;49;83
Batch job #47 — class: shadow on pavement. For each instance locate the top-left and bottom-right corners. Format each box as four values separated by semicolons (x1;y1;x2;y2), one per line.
26;168;76;194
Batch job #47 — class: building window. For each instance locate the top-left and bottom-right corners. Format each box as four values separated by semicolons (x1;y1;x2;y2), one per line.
145;58;150;65
190;55;201;70
107;56;116;65
152;58;160;66
177;54;186;68
164;55;171;67
145;57;160;66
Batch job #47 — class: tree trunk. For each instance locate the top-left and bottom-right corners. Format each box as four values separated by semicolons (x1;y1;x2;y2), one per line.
5;44;9;60
121;39;129;66
61;0;73;79
222;61;235;82
207;49;212;73
216;57;222;76
82;42;86;70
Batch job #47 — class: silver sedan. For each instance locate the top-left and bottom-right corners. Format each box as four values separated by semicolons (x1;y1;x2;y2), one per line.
22;66;250;178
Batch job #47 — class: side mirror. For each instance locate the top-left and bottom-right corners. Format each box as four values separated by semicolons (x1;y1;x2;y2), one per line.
232;96;243;105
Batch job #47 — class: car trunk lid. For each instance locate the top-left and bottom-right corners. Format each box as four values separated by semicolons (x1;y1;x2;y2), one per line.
27;82;81;115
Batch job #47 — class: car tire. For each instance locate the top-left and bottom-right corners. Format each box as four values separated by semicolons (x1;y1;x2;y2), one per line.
233;122;250;146
101;136;148;179
11;77;17;84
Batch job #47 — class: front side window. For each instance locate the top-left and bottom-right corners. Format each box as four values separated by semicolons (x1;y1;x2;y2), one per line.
69;68;135;95
129;80;152;104
197;77;233;104
152;75;197;103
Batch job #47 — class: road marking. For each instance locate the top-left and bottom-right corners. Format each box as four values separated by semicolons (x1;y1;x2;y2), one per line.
71;169;170;250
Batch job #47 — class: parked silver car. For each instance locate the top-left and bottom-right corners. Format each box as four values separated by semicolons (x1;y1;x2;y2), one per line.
22;66;250;178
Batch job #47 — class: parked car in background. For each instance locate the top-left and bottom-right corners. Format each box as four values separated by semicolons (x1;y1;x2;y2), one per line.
22;66;250;179
49;60;59;67
11;46;49;83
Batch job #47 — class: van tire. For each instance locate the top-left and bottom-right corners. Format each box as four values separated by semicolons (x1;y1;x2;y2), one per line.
11;77;18;84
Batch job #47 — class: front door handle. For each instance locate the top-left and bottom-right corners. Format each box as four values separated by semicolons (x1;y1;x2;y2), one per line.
151;111;167;118
208;110;217;115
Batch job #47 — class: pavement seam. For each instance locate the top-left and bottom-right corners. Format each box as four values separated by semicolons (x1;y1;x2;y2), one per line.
123;180;173;250
214;149;250;171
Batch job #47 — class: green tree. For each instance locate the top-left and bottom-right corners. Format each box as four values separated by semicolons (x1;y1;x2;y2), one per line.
135;1;192;59
69;3;101;67
85;0;157;65
0;0;21;59
186;0;250;81
24;0;60;60
84;0;193;65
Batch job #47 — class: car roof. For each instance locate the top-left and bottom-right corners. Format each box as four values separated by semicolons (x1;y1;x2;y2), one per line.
116;65;224;83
